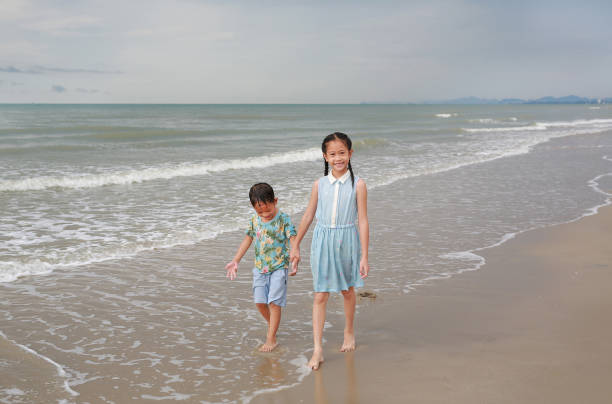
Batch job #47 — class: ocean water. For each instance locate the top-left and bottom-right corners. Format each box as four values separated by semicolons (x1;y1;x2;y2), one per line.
1;104;612;402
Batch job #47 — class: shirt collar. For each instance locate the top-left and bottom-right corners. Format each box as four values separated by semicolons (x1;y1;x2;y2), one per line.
328;170;350;184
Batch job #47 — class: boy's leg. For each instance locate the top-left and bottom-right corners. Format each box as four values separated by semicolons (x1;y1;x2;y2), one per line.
253;268;275;351
256;303;270;323
309;291;329;370
259;303;281;352
253;267;269;320
340;287;356;352
258;269;287;352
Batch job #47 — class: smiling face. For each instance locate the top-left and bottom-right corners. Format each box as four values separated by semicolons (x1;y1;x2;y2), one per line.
323;139;353;176
252;199;278;222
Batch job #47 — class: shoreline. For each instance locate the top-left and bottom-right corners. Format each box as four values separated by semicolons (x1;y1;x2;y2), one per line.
253;203;612;403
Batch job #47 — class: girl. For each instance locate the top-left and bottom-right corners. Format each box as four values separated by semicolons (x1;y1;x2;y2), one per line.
292;132;370;370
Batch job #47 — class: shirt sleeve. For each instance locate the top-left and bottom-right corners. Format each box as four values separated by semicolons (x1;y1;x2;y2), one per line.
283;214;297;238
246;216;256;238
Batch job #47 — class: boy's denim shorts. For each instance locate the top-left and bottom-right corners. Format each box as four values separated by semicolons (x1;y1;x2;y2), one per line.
252;267;288;307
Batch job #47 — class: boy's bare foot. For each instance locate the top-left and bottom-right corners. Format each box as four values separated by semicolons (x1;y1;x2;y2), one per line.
308;349;324;370
258;339;278;352
340;331;355;352
259;335;277;352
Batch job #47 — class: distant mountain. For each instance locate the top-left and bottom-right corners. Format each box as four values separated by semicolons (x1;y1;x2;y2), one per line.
431;96;500;105
361;95;611;105
526;95;593;104
499;98;525;104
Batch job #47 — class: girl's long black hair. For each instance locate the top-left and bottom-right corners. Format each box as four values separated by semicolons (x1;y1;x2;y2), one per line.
322;132;354;187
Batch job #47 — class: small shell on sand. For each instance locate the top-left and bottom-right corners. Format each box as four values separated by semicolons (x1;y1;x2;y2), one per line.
358;291;377;299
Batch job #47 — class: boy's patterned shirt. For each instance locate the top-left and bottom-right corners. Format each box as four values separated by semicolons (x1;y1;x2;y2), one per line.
246;211;296;274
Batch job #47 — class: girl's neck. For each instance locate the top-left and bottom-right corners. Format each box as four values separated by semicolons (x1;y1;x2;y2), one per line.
331;168;348;178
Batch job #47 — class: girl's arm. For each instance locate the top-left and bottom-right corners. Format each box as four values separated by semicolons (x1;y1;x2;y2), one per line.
356;179;370;279
290;179;319;265
288;235;298;276
225;235;253;280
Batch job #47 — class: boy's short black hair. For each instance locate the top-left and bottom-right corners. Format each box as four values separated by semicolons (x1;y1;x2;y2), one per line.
249;183;275;206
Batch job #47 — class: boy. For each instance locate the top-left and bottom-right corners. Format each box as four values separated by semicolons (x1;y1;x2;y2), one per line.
225;183;298;352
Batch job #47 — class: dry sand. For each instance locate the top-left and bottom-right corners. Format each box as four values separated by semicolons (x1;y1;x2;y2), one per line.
253;205;612;404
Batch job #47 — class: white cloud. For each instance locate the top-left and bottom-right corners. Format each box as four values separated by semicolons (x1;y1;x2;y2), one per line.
23;15;101;36
76;87;99;93
0;0;30;20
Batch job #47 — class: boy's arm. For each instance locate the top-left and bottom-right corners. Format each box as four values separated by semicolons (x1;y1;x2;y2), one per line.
290;179;319;265
356;179;370;279
225;235;253;280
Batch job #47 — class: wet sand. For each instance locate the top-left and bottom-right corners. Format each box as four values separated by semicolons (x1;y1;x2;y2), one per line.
253;204;612;404
0;334;71;402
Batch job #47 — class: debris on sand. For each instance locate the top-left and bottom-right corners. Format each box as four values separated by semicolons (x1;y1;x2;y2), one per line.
358;291;377;299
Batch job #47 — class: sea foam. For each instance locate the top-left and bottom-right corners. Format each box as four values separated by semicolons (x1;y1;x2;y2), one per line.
463;118;612;133
0;226;221;283
0;147;321;192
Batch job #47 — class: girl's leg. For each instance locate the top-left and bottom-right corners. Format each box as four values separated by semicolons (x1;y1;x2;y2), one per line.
309;292;329;370
340;287;356;352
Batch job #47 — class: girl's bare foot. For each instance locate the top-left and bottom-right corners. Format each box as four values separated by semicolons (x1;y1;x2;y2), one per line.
308;349;324;370
258;338;278;352
340;331;355;352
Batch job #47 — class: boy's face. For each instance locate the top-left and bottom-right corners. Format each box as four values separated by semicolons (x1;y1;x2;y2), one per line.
252;199;278;222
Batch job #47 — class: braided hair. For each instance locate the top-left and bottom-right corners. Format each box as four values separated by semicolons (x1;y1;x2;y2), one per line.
322;132;355;187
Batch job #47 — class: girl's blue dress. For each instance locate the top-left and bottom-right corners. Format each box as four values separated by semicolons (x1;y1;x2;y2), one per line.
310;171;364;292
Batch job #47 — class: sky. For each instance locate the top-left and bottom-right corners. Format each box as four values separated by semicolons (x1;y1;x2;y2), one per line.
1;0;611;103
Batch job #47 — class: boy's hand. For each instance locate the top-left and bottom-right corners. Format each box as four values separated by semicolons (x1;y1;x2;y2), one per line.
225;261;238;280
289;257;298;276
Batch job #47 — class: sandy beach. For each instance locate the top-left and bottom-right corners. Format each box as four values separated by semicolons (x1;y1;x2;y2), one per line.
253;204;612;404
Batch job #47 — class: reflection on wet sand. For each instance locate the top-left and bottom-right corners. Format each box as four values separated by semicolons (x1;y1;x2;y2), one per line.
345;353;358;404
256;355;287;387
314;369;329;404
314;352;358;404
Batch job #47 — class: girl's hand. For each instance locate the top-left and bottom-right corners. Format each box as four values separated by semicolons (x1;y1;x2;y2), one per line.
289;257;299;276
359;258;369;279
225;261;238;280
290;246;300;268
